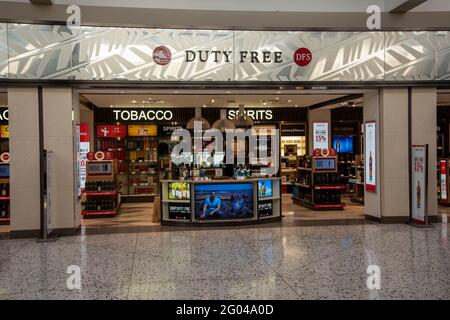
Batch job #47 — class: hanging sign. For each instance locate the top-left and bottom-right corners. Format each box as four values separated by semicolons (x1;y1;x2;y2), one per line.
128;125;157;137
365;122;376;192
313;122;329;150
411;145;428;225
96;124;127;138
440;160;448;201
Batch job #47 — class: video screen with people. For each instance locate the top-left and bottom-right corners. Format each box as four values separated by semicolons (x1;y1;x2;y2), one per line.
194;183;254;220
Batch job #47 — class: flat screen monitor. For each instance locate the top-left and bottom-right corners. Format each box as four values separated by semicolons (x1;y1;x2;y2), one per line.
258;180;273;198
332;136;354;153
194;183;254;220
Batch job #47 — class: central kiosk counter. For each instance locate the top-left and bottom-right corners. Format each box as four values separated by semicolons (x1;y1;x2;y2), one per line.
160;177;281;225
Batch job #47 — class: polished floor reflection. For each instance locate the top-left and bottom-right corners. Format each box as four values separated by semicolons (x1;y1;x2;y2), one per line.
0;223;449;300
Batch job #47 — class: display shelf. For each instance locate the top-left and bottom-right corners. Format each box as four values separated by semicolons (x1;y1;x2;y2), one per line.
0;217;10;223
292;155;345;211
161;199;190;203
314;185;346;190
83;191;117;196
81;209;119;216
0;196;10;200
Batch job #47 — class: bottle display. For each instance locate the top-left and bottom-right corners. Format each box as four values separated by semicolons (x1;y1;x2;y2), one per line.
416;180;421;209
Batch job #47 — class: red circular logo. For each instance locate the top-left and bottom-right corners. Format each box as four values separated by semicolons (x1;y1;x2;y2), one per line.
87;152;95;161
153;46;172;65
294;47;312;67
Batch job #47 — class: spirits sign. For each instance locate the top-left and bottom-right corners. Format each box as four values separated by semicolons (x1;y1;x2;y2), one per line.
365;122;376;192
411;145;428;225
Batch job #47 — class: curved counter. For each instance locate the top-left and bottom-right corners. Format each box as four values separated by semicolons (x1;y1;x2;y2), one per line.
160;177;281;226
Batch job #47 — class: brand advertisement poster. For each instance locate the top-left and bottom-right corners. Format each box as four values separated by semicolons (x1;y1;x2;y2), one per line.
0;125;9;138
313;122;329;150
411;145;428;224
440;160;447;201
96;124;127;138
128;125;157;137
79;123;90;192
365;122;376;192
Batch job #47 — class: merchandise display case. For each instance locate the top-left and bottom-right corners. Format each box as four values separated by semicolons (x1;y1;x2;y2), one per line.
0;162;10;224
82;160;121;217
160;178;281;225
292;154;346;210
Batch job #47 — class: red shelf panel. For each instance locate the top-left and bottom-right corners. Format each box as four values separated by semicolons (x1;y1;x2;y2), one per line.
0;196;10;200
81;210;117;216
313;204;345;209
0;217;11;222
314;186;346;190
83;191;117;196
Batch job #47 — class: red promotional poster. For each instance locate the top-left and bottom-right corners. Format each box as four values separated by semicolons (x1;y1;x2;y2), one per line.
80;123;90;142
96;124;127;138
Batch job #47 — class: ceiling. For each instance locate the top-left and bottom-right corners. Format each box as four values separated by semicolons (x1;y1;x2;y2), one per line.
82;93;347;109
3;0;446;12
2;89;450;108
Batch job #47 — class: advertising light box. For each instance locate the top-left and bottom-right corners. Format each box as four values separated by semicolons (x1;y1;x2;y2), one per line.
313;122;329;150
365;122;376;192
128;125;157;137
194;183;254;220
0;125;9;138
258;180;273;199
96;124;127;138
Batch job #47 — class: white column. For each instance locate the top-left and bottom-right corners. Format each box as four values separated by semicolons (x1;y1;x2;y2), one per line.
411;88;438;220
43;87;81;233
364;88;437;223
8;88;40;237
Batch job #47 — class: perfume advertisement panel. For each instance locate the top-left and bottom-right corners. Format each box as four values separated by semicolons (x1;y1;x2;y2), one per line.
365;122;376;192
411;145;428;224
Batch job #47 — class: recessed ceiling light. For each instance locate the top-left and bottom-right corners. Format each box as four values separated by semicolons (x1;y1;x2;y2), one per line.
276;91;282;94
211;99;215;103
131;100;137;104
262;102;267;106
275;97;279;100
287;99;292;103
225;91;231;94
295;105;298;107
109;105;113;108
174;91;179;94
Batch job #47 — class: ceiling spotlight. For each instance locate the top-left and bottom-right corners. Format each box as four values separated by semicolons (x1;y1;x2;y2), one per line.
225;91;231;94
276;91;282;94
275;97;279;100
262;102;267;106
287;99;292;103
131;100;137;104
211;99;215;103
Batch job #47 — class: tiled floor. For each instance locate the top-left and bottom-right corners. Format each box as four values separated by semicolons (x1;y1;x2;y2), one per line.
0;223;448;299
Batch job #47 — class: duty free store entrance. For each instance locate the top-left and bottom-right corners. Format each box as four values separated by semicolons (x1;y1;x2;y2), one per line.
0;86;441;237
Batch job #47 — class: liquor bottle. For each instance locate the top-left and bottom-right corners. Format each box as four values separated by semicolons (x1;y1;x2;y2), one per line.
369;151;373;181
417;180;421;209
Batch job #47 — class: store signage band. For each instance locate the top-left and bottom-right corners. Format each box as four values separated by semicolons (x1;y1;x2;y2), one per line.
112;109;173;121
227;109;273;121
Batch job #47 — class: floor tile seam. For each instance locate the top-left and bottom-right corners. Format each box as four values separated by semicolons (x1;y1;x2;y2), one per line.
234;231;305;299
126;233;139;300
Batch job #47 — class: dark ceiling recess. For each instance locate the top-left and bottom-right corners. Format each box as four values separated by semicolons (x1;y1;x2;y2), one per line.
29;0;54;5
307;94;363;111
